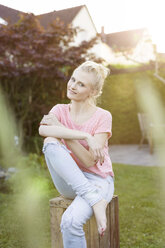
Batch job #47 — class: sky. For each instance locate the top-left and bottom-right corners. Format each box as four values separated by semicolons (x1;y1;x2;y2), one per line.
0;0;165;52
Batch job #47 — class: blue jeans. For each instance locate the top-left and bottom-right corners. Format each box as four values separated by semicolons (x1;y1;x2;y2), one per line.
42;141;114;248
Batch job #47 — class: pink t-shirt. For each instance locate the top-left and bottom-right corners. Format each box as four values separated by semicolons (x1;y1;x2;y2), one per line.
49;103;114;178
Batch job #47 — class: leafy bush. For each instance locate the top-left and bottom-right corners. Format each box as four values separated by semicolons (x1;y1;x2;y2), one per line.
99;69;165;144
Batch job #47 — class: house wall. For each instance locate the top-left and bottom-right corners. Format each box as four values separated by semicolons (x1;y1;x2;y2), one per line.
70;7;116;65
71;6;97;45
132;38;155;63
107;30;155;65
89;39;116;65
0;17;7;25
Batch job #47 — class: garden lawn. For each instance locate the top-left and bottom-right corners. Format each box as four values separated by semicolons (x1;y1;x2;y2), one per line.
0;163;165;248
113;163;165;248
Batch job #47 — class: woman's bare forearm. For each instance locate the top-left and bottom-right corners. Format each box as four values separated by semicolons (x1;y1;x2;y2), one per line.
39;125;91;140
65;139;95;168
39;123;95;167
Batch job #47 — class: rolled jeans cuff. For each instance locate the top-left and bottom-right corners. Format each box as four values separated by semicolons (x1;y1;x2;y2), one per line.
82;188;103;207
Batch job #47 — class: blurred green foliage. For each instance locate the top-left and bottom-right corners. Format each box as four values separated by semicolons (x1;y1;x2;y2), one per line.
0;154;58;248
0;86;59;248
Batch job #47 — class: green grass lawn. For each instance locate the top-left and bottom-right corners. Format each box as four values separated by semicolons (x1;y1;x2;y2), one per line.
114;163;165;248
0;163;165;248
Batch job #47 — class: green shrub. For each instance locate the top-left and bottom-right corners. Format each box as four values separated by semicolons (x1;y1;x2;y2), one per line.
99;69;165;144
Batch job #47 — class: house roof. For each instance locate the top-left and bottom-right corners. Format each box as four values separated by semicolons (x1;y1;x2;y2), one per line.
0;4;24;24
0;4;86;29
103;28;148;51
37;5;85;29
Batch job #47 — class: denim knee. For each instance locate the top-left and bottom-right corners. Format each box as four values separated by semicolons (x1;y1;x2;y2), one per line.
42;141;72;155
60;205;85;237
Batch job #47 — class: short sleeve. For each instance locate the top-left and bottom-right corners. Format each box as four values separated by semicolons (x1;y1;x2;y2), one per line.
94;111;112;139
48;104;61;122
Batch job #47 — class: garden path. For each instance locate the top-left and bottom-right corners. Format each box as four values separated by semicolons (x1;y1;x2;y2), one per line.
108;144;163;166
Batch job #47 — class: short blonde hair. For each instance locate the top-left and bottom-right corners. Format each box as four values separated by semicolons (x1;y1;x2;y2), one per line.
75;61;110;105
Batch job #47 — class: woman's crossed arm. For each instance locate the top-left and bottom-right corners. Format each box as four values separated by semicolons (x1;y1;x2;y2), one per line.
39;114;107;167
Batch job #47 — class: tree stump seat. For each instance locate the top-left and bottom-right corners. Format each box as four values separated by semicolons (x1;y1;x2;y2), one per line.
49;195;120;248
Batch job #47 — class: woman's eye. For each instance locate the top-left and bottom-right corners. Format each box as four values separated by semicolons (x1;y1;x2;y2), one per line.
79;82;84;87
70;77;75;82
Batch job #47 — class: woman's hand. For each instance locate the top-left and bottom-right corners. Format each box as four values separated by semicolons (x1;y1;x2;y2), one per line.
40;113;60;126
85;135;105;165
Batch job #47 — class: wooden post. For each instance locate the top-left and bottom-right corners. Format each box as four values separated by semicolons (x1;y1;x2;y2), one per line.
49;195;120;248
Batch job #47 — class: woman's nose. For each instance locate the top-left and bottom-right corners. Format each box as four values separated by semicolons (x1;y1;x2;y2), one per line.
70;82;77;89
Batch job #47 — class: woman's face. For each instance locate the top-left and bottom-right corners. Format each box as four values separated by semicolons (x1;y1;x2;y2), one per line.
67;69;96;102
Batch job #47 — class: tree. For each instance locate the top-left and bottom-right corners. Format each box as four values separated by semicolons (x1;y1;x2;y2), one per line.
0;13;102;139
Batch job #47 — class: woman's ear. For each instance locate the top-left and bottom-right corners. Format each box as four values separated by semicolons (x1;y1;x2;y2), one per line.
90;88;97;97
